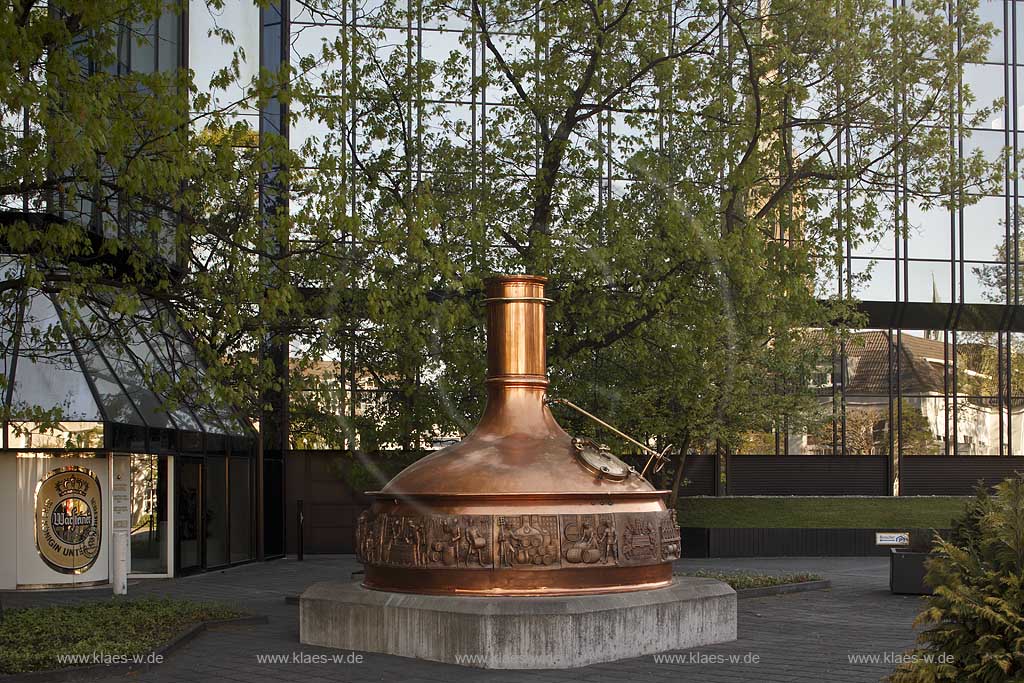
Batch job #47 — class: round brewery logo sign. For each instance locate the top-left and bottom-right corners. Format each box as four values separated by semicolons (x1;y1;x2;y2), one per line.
35;466;102;574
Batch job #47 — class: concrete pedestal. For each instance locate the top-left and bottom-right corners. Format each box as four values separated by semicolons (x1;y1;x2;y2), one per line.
299;578;737;669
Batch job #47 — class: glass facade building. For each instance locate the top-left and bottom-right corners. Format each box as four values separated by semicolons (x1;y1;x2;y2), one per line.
805;0;1024;458
278;0;1024;459
0;2;264;589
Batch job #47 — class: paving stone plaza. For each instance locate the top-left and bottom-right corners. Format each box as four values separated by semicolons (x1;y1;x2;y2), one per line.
4;556;922;682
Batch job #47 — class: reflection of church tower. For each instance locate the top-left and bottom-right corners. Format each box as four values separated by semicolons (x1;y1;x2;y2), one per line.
926;274;941;341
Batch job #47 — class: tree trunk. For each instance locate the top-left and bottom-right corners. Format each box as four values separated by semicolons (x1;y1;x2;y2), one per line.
667;435;691;510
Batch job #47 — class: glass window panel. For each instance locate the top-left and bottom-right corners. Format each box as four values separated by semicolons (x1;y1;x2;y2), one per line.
423;2;470;31
907;199;952;259
6;420;104;449
897;397;944;455
814;258;839;298
290;102;332;152
963;62;1006;130
229;457;252;562
131;20;157;73
953;397;1001;454
0;257;23;406
177;458;201;569
121;319;201;431
205;457;229;567
1009;407;1024;455
963;129;1007;172
846;330;893;398
80;299;178;430
77;336;146;426
1014;3;1024;66
420;29;472;102
962;195;1008;261
1010;332;1024;399
898;330;949;393
957;331;1001;394
100;353;177;429
965;261;1008;302
147;303;246;432
851;229;896;259
11;291;101;422
978;0;1005;64
906;260;951;303
843;397;891;455
851;257;896;301
848;192;896;258
144;302;236;434
158;10;179;72
188;0;259;112
962;63;1003;129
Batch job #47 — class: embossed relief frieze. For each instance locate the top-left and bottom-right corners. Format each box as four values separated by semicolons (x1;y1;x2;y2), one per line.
357;509;680;570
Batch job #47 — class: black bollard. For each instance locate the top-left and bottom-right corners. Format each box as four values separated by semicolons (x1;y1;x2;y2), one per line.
297;499;304;561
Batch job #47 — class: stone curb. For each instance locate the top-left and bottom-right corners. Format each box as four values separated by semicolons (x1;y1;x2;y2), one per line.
734;579;831;599
0;615;268;683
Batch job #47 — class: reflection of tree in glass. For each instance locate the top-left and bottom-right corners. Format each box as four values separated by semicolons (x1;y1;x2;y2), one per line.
971;209;1019;306
811;400;940;455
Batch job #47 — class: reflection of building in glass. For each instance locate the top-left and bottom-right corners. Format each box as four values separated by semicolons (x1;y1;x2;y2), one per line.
790;331;1024;458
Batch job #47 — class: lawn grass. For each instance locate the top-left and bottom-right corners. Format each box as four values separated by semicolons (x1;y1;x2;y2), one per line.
683;570;823;590
677;496;968;529
0;597;243;674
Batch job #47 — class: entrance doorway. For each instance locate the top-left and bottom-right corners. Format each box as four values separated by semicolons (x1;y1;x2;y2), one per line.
129;454;169;574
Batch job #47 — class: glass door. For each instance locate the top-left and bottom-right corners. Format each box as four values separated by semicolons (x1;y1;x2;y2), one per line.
176;457;202;573
130;454;168;574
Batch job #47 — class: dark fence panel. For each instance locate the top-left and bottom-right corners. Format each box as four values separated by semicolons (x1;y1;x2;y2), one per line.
680;527;950;558
286;450;372;554
900;456;1024;496
678;454;717;497
708;528;890;557
727;455;888;496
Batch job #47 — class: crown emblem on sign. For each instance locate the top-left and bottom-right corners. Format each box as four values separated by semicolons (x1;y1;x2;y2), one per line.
55;476;88;497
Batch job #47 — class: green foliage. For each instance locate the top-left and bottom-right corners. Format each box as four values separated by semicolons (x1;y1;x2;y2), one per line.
684;570;822;590
0;597;242;674
890;476;1024;682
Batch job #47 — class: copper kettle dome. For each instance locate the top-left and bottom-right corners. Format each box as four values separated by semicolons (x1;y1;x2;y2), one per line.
356;275;680;595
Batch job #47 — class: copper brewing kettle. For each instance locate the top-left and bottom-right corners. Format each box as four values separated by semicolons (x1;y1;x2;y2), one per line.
356;275;680;595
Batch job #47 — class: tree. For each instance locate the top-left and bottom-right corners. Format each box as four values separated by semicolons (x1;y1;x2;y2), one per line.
287;0;997;493
890;477;1024;682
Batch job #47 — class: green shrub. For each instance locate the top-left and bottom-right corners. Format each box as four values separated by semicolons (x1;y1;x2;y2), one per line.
0;597;242;674
890;476;1024;682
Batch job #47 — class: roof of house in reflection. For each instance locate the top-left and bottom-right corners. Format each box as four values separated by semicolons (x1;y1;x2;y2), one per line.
845;331;1001;400
0;272;252;439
